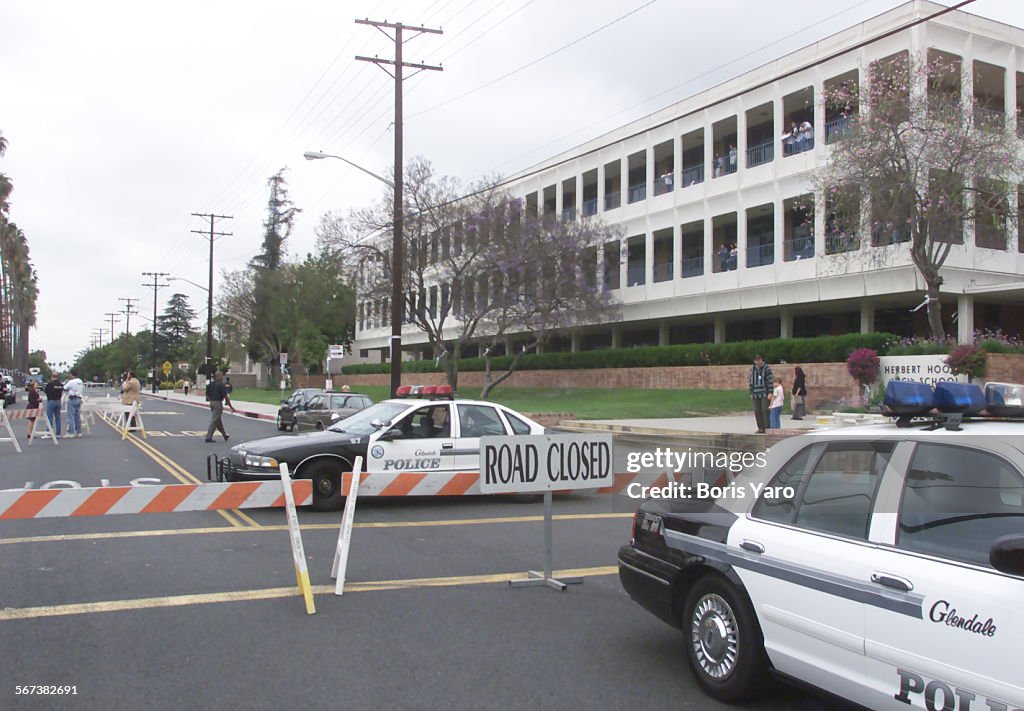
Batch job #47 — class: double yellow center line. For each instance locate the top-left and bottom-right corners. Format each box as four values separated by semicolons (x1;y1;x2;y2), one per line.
99;414;260;528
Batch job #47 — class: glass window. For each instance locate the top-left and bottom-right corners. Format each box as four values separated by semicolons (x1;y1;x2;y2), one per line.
457;404;507;438
307;395;324;410
753;442;893;540
503;411;533;435
898;444;1024;567
392;405;451;440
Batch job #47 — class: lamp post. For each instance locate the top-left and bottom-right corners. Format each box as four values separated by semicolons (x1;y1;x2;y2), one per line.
168;276;212;385
304;150;402;396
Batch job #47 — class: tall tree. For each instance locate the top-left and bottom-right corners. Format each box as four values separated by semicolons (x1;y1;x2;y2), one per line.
248;169;301;380
816;52;1020;339
157;292;198;361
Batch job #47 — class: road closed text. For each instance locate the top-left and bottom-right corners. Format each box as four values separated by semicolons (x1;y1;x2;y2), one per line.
479;434;613;493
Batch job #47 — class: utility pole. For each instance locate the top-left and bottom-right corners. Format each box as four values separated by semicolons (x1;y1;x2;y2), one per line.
142;271;170;393
118;297;139;373
191;213;232;380
355;18;442;397
104;313;121;344
92;328;106;348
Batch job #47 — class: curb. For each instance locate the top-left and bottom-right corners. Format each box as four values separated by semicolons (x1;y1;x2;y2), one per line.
141;392;276;422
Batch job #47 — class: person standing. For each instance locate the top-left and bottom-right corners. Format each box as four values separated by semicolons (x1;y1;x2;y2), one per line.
748;354;773;434
183;379;190;397
791;366;808;420
205;370;236;442
769;376;785;429
121;371;141;427
64;369;85;438
43;372;64;437
26;380;40;437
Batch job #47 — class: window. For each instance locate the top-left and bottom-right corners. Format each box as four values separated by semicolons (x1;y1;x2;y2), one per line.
503;411;533;435
392;405;451;439
457;404;507;438
898;444;1024;567
306;395;324;411
753;442;893;539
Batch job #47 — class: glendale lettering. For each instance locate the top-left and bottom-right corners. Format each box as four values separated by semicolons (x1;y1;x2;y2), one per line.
929;600;997;638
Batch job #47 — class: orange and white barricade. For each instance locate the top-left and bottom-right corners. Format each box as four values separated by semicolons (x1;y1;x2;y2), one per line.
1;407;58;452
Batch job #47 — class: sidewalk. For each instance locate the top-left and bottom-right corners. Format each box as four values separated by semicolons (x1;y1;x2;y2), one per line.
142;389;278;422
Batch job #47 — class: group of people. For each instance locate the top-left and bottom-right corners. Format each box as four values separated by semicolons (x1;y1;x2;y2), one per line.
712;144;738;178
22;369;87;438
748;354;808;433
716;243;739;272
782;120;814;156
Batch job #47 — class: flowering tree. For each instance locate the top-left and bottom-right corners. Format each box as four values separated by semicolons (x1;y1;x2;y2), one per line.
816;52;1020;339
846;348;881;387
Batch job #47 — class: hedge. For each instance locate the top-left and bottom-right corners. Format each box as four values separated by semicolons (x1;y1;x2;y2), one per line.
341;333;899;375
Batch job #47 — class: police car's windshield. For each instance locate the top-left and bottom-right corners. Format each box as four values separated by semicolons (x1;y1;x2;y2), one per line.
328;401;407;435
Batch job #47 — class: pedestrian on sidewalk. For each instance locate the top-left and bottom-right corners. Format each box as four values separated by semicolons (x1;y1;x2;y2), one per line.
748;353;773;434
791;366;807;420
44;372;64;436
769;376;785;429
183;379;190;397
64;369;85;438
204;370;236;442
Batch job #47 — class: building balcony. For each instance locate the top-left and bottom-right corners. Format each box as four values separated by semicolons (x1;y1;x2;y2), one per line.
825;115;853;143
680;256;704;278
783;132;814;156
582;198;598;217
654;174;674;196
825;232;860;254
746;140;774;168
628;185;647;203
973;105;1005;131
681;164;704;187
976;223;1008;250
784;236;816;261
561;206;576;222
653;262;673;282
746;240;775;268
604;191;621;210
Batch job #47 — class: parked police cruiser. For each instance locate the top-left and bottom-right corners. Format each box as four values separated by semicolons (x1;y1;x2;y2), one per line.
211;385;545;510
618;381;1024;709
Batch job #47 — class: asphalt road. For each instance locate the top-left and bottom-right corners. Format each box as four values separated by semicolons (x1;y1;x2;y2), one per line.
0;390;845;710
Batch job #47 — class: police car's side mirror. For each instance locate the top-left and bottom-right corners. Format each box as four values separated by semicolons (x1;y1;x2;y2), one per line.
989;534;1024;577
377;429;397;442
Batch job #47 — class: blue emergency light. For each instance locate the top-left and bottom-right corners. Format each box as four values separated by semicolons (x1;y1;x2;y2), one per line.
883;381;934;415
985;382;1024;417
933;381;986;415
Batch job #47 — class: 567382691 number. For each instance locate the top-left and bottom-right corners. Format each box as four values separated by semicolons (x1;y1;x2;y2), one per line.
15;686;77;695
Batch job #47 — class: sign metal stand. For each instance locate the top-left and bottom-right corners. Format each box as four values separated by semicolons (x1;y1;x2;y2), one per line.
508;490;583;591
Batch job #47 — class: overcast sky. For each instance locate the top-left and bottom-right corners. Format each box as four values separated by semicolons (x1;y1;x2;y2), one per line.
2;0;1020;367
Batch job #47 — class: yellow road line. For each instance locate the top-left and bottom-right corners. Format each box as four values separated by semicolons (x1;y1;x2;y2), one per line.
99;413;248;529
0;512;634;546
0;566;619;621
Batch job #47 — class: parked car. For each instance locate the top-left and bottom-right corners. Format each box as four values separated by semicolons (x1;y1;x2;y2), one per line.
276;388;325;432
618;381;1024;709
293;392;373;432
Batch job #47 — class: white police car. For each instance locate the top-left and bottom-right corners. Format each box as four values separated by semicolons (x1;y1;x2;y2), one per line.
618;381;1024;709
211;385;547;510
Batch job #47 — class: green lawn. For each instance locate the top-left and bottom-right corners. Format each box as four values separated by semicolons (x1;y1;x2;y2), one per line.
229;385;751;420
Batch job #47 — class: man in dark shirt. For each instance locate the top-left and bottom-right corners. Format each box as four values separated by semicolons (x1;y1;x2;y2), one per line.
748;353;773;434
204;370;236;443
43;372;65;436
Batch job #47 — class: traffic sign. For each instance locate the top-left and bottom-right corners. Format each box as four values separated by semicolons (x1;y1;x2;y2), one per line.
479;434;613;493
279;352;288;366
162;361;172;376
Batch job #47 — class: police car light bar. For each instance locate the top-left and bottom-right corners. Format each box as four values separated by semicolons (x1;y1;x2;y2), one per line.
396;384;455;400
986;382;1024;417
395;385;412;397
884;380;1024;429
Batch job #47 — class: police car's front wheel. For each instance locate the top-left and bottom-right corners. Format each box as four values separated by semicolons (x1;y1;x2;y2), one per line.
683;574;768;702
307;460;346;512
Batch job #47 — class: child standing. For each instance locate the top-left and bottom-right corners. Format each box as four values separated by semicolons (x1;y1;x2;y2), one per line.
769;377;785;429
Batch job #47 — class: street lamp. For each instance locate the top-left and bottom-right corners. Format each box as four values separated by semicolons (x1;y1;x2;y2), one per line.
168;276;212;382
304;149;402;397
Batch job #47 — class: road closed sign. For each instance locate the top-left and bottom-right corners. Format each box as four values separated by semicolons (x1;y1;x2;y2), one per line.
479;434;614;494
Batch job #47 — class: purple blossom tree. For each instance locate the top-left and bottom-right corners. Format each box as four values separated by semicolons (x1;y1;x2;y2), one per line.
815;51;1020;339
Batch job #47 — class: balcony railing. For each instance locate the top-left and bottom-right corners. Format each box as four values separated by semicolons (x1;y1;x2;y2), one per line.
973;105;1005;131
825;115;853;143
582;198;598;217
975;223;1008;250
872;224;911;246
604;191;621;210
561;206;576;222
628;184;647;203
784;237;815;261
712;153;737;178
783;129;815;156
746;140;774;168
681;164;704;186
680;256;704;278
626;266;645;287
654;173;674;196
746;240;775;268
653;262;673;282
825;232;860;255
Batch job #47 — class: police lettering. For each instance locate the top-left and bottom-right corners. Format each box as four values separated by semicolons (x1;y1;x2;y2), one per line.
929;600;997;638
381;458;441;471
895;669;1020;711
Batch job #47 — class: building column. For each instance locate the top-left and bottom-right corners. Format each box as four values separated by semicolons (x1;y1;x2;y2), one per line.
570;331;580;353
659;320;670;346
714;315;726;344
703;215;713;276
555;179;564;221
597;162;606;214
779;308;793;339
957;294;975;344
611;326;622;349
860;301;875;334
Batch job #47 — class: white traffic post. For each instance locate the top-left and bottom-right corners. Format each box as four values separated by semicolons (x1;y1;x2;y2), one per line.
279;462;316;615
331;456;364;595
